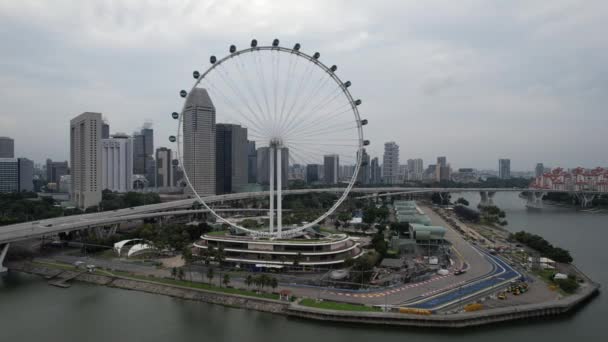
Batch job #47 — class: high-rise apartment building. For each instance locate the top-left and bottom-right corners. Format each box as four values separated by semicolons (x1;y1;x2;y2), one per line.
435;156;451;182
18;158;33;192
183;88;216;196
499;159;511;179
215;124;248;194
155;147;174;188
407;158;424;181
324;154;340;184
382;142;400;184
0;137;14;158
70;112;102;209
101;134;133;193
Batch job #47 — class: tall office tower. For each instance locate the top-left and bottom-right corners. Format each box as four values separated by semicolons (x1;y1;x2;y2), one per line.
424;164;437;180
382;141;400;184
499;159;511;179
133;125;155;186
324;154;340;184
17;158;33;192
535;163;544;178
370;157;382;184
183;88;216;196
435;156;450;182
45;159;69;184
102;121;110;139
0;158;18;192
407;158;424;181
256;147;289;187
100;134;133;193
306;164;321;183
70;112;102;209
247;140;257;183
437;156;447;167
155;147;174;188
0;137;14;158
215;124;248;194
357;149;370;184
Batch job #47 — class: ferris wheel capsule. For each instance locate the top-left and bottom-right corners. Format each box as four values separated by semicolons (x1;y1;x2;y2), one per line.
330;65;337;72
313;52;320;59
251;39;258;47
210;56;217;64
355;99;362;106
171;112;179;119
272;38;279;47
169;136;176;143
229;45;236;53
360;119;368;126
344;81;352;88
193;70;200;79
293;43;301;51
363;140;370;146
172;159;179;166
180;90;187;98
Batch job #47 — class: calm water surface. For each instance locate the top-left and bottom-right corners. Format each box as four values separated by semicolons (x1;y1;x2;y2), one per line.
1;192;605;341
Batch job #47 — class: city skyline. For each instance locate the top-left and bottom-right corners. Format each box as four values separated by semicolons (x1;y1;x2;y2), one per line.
1;2;607;169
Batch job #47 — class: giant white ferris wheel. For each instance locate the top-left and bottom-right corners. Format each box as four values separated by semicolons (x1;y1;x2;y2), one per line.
169;39;369;239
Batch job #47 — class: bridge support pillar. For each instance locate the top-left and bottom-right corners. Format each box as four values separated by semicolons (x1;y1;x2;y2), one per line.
526;192;546;209
1;243;9;273
575;193;596;208
479;191;489;207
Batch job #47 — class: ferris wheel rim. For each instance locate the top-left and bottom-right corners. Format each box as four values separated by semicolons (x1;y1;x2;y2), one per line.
175;43;365;238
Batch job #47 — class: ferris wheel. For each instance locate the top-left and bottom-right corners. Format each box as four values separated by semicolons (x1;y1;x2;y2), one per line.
169;39;369;238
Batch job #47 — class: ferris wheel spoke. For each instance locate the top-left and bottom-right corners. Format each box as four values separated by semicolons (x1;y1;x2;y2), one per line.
284;105;354;139
252;51;275;137
232;55;270;133
276;54;299;138
279;60;317;137
281;69;332;134
201;78;269;137
215;65;269;134
281;84;344;137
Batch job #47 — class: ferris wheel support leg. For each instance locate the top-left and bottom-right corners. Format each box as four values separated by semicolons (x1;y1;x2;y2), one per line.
277;147;282;238
269;146;275;234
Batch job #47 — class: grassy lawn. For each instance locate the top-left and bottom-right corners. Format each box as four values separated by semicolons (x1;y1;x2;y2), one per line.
300;298;381;312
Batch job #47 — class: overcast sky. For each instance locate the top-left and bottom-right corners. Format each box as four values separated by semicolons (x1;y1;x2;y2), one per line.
1;0;606;171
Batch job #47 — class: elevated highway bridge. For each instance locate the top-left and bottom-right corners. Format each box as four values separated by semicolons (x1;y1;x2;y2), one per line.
1;186;605;271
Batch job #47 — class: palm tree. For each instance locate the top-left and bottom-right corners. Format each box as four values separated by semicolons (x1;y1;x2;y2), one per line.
177;268;185;281
182;246;194;282
245;274;253;289
270;277;278;292
215;246;226;267
223;274;230;288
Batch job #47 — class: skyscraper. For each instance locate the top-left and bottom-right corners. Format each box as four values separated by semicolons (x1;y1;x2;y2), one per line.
499;159;511;179
382;142;400;184
70;112;102;209
357;149;370;185
306;164;321;183
407;158;424;181
324;154;340;184
101;134;133;192
0;137;14;158
215;124;248;194
155;147;174;188
370;157;382;184
133;125;155;186
183;88;216;196
0;158;18;192
46;159;69;185
102;121;110;139
437;156;447;167
435;156;451;182
247;141;257;183
535;163;544;178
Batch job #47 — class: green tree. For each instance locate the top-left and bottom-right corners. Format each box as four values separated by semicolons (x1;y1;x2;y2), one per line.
270;277;278;292
245;274;253;289
206;267;215;285
223;274;231;288
182;247;194;282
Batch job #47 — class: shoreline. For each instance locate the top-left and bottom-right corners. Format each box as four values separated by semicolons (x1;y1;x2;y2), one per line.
6;260;600;329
